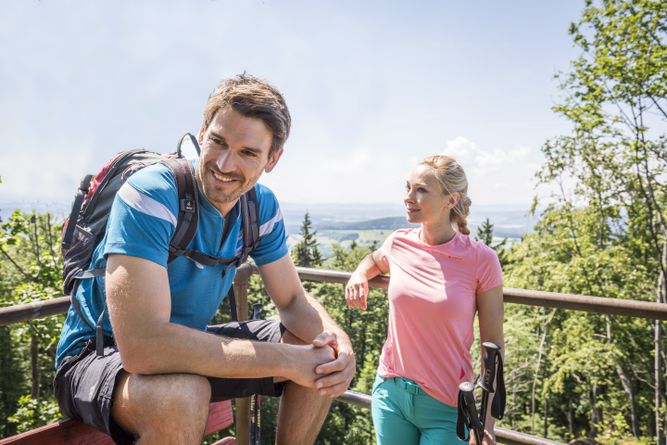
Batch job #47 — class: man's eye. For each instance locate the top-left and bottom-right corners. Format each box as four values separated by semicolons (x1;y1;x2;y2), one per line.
210;137;222;146
243;150;258;158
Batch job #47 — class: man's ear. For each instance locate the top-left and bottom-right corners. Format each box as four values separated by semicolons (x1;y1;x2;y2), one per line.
198;124;207;145
265;148;283;173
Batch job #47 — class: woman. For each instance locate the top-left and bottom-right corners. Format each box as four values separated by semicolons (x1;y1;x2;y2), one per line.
345;155;504;444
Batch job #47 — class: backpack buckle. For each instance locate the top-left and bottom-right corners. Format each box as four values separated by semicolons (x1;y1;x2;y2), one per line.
180;197;195;213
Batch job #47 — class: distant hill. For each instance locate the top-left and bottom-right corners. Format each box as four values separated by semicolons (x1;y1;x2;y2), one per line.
1;200;536;241
317;216;418;231
282;202;536;241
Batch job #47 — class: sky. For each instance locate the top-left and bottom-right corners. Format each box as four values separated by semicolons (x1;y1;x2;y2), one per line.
0;0;584;211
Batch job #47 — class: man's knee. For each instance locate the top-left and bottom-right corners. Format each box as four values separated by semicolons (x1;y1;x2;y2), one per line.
113;372;211;437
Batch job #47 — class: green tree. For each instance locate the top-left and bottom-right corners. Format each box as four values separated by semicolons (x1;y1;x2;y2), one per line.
475;217;509;265
292;213;323;268
504;206;656;441
313;242;388;444
519;0;667;441
0;211;64;436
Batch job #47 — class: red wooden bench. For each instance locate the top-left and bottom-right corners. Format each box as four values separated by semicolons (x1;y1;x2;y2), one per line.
0;400;236;445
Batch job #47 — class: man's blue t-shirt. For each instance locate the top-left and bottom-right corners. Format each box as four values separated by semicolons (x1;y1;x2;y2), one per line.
55;161;288;367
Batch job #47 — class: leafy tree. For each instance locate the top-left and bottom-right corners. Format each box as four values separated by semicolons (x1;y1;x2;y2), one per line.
510;0;667;441
0;210;64;436
313;242;388;444
504;206;656;442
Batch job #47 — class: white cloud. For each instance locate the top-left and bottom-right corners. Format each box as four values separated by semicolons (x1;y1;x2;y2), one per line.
437;137;542;205
262;148;406;204
441;137;532;175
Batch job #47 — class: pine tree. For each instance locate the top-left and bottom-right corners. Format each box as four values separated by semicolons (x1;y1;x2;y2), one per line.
476;218;495;246
475;217;508;265
292;212;322;268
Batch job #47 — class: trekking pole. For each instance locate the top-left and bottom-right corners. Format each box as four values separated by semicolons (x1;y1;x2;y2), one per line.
457;381;483;444
249;303;262;445
479;342;502;436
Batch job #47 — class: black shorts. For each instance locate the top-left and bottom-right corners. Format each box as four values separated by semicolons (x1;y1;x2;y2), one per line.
54;319;285;445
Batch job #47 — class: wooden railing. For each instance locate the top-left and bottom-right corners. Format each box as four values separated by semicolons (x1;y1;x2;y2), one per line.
2;264;666;444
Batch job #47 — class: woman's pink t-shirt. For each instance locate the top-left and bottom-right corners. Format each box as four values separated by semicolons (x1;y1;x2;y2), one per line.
376;228;503;407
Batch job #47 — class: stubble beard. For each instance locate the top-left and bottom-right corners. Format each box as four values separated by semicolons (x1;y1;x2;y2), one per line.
198;163;262;211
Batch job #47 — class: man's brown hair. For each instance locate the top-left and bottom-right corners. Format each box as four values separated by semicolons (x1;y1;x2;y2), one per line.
203;73;291;154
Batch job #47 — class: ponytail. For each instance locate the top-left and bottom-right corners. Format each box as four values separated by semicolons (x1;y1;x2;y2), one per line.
450;195;472;235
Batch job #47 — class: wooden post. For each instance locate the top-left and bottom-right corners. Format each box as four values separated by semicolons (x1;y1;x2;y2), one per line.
233;264;252;445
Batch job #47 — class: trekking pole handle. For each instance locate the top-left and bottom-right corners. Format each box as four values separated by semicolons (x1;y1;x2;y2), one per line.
458;381;483;443
479;342;502;434
481;342;501;392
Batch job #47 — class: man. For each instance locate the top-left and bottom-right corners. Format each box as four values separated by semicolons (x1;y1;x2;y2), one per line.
54;74;356;445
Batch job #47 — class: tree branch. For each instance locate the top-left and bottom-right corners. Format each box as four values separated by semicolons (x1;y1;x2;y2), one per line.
0;244;33;282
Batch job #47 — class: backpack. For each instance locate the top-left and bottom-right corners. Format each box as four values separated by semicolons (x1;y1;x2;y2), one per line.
61;133;259;355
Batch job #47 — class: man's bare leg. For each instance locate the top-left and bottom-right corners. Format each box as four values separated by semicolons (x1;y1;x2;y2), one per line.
112;371;211;445
275;380;332;445
275;329;333;445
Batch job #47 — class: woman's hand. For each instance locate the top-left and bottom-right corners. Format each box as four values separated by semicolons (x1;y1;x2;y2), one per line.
345;271;369;310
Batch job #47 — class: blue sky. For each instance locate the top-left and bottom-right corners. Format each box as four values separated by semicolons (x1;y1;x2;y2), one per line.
1;1;583;209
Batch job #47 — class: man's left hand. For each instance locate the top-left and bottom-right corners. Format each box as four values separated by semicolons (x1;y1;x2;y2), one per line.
311;331;356;397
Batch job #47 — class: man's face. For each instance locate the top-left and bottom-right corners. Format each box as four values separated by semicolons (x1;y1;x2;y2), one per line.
196;107;282;216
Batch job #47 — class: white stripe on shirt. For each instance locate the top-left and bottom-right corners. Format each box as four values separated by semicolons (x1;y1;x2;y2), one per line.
117;183;177;227
259;208;283;237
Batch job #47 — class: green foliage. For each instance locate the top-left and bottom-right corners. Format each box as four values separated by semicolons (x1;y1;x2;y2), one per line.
313;242;387;444
475;217;509;265
0;210;64;437
292;212;323;268
500;1;667;442
7;395;60;434
503;204;659;441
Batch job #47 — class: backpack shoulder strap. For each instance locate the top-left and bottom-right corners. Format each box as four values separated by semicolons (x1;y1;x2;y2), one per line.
164;158;199;263
226;186;259;322
237;186;260;266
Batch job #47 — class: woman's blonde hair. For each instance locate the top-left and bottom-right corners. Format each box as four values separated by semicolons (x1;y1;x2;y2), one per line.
419;155;472;235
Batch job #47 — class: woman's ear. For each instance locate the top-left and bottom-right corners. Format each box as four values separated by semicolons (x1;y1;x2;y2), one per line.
448;192;460;209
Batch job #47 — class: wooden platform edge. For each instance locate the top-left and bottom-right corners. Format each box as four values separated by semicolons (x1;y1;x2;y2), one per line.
0;400;235;445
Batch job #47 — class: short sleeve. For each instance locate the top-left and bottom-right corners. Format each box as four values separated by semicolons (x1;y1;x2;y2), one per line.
379;231;397;261
250;184;289;266
476;245;503;293
103;164;178;267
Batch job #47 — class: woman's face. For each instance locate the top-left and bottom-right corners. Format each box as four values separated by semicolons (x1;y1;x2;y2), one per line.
404;164;455;225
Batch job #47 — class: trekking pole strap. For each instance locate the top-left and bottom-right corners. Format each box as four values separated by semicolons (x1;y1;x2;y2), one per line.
491;354;506;419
